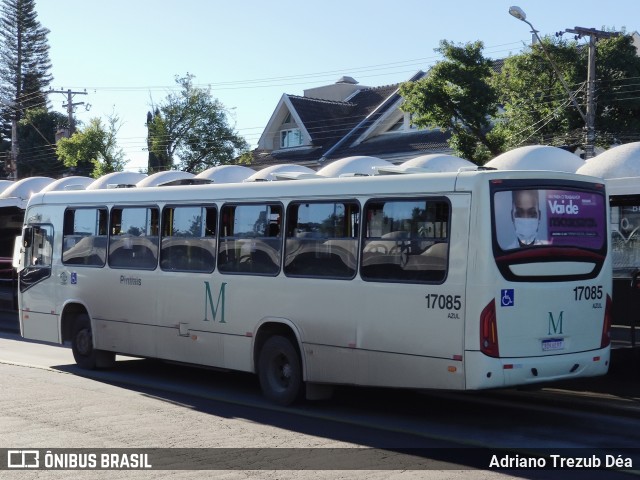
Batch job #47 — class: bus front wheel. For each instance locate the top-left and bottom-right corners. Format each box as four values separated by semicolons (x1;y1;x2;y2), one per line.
71;314;115;370
258;335;303;405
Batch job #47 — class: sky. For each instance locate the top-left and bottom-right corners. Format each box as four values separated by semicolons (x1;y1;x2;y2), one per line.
34;0;640;173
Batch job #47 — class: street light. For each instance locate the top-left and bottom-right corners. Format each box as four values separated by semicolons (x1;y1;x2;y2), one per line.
508;5;591;154
508;6;527;22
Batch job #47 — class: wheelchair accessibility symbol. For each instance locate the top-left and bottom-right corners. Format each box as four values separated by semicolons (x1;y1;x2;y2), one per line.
501;289;514;307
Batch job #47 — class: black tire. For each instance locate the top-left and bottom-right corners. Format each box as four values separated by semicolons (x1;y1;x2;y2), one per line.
71;314;115;370
258;335;303;406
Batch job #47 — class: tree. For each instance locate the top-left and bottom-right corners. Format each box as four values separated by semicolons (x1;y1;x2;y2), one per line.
582;33;640;145
147;74;249;173
17;107;67;177
399;40;502;164
146;108;171;174
56;115;126;178
493;36;589;150
0;0;52;146
493;33;640;150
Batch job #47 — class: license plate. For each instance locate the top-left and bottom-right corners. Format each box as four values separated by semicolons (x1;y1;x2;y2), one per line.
542;338;564;351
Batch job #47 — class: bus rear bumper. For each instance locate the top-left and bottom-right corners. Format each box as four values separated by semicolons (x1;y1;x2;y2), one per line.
464;348;611;390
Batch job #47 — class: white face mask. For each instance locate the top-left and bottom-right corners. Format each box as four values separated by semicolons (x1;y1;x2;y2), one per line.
514;218;539;245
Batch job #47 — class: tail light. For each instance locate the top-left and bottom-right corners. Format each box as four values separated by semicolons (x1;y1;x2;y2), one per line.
480;299;499;357
601;294;612;348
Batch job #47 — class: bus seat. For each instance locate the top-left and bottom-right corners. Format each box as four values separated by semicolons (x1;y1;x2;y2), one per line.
109;238;157;269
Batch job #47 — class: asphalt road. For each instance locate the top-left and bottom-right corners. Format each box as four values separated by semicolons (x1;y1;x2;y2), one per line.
1;308;639;480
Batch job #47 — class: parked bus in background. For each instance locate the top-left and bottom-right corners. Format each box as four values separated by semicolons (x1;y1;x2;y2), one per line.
0;177;100;312
0;177;54;310
17;168;611;405
576;142;640;349
603;177;640;347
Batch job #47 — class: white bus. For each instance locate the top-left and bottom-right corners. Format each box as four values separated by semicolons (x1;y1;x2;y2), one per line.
17;168;612;404
604;176;640;347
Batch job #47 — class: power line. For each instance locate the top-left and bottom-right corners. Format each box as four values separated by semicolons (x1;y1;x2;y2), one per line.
557;26;620;158
12;36;640;172
47;88;89;135
48;42;524;94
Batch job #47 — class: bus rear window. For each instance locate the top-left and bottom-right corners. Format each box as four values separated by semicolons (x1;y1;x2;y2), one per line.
494;188;606;251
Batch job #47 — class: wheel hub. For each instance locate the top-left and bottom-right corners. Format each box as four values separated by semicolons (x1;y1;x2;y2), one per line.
281;362;292;380
76;329;91;356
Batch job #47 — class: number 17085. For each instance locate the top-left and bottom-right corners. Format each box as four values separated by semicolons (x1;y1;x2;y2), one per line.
425;294;462;310
573;285;602;301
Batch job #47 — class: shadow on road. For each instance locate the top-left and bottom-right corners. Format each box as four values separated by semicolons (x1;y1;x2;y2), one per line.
2;308;639;477
43;347;639;479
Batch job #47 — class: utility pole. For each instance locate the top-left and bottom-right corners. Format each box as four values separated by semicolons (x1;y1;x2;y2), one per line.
558;27;619;159
47;88;88;136
10;116;18;179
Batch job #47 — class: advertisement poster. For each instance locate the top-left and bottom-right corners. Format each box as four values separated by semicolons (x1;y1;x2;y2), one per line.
494;189;605;251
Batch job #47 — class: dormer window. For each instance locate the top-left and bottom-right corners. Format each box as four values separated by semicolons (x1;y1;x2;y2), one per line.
389;117;404;132
383;113;428;135
280;128;303;148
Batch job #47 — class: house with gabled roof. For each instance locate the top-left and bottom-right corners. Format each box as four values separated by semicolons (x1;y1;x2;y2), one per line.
250;32;640;169
251;71;452;168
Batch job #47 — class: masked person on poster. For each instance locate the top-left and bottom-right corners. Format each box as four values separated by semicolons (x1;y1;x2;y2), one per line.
509;189;545;248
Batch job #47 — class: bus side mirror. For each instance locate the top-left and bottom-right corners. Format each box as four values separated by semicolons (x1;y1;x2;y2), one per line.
12;235;24;271
23;227;33;248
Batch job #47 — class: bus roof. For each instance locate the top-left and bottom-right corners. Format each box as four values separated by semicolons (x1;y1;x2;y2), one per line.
28;168;605;208
577;142;640;179
603;176;640;196
0;180;13;195
244;164;317;182
0;177;54;200
195;165;255;183
485;145;585;173
86;172;147;190
316;156;392;178
40;176;94;192
376;154;475;175
136;171;195;188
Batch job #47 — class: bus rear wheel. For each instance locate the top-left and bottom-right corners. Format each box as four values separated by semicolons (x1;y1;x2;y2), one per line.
71;314;115;370
258;335;303;406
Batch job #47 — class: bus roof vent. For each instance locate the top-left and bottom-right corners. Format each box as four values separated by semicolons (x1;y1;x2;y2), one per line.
273;172;322;181
338;172;371;177
159;178;213;186
244;164;317;182
86;172;147;190
375;166;432;175
457;166;496;172
106;183;138;189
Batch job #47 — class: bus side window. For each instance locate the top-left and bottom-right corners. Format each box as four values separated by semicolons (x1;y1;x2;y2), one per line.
108;207;159;270
62;208;108;267
361;198;450;283
284;201;359;279
218;203;282;275
160;205;216;273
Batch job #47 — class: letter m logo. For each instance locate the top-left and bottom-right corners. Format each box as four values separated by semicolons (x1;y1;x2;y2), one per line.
204;281;227;323
548;311;564;335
